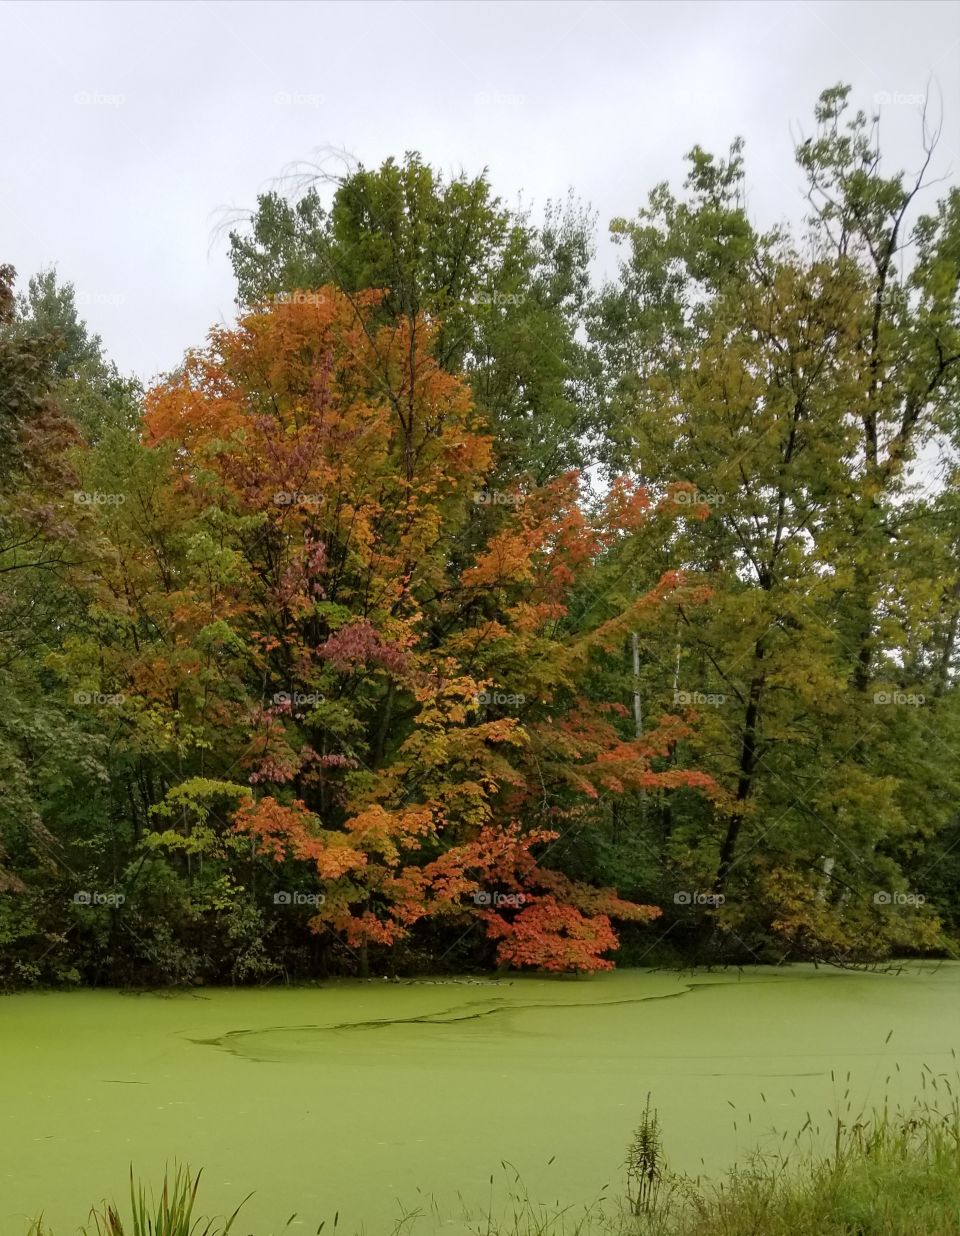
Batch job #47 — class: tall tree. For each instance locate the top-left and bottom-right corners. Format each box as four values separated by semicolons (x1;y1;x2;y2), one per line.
590;87;960;961
133;289;714;972
228;154;596;481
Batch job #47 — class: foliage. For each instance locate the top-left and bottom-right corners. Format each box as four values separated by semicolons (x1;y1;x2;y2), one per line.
135;288;706;972
588;84;960;962
2;83;960;983
228;154;597;480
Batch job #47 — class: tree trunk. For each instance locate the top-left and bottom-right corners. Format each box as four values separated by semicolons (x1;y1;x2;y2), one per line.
631;632;643;738
714;646;765;894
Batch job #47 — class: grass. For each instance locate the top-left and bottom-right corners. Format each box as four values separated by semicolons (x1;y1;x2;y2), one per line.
624;1099;960;1235
22;1081;960;1235
401;1078;960;1236
27;1166;256;1236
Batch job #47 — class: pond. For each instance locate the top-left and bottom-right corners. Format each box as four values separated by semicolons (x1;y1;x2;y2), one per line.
2;964;959;1234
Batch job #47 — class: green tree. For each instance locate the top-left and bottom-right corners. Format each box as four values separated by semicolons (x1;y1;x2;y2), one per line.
228;154;596;480
589;87;960;961
12;268;142;441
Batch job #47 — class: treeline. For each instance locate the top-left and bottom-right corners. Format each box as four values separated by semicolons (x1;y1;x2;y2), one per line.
1;84;959;986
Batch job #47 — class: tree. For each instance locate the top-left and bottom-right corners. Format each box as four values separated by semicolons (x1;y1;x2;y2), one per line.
12;268;142;441
0;266;110;982
590;87;959;961
229;154;596;481
135;288;714;971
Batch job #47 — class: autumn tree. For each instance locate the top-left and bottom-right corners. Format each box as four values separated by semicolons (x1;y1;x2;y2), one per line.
228;154;596;482
136;288;714;972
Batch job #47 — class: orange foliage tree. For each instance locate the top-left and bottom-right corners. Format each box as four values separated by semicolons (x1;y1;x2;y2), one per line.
140;288;714;972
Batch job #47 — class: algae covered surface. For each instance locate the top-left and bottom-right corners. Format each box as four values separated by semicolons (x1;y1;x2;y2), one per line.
2;964;958;1234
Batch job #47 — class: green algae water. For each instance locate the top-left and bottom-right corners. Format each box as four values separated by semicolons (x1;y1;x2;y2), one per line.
2;964;959;1234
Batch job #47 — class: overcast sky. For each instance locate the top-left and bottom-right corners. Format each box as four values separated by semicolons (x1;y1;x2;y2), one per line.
3;0;958;384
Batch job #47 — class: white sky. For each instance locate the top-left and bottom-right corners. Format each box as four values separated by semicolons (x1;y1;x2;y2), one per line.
3;0;958;384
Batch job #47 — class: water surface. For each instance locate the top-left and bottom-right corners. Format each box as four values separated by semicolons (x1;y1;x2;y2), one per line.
2;964;958;1233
